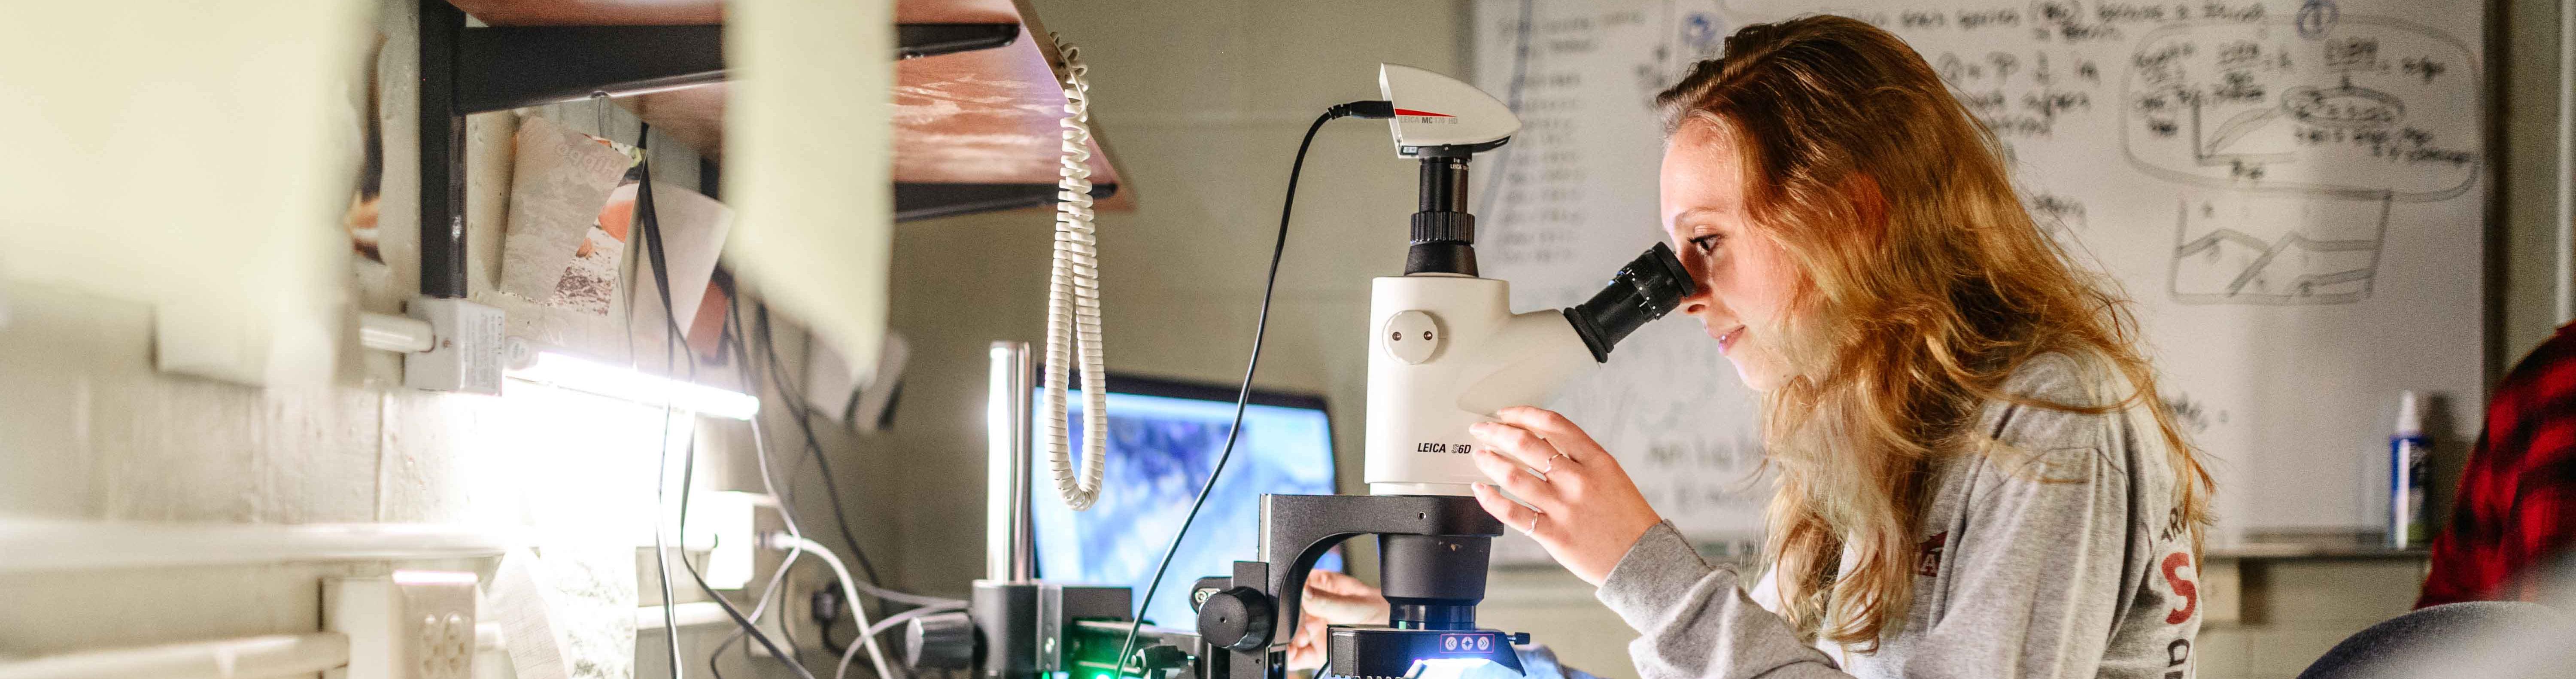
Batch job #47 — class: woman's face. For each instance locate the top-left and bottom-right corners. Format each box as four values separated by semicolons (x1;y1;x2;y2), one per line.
1661;120;1805;392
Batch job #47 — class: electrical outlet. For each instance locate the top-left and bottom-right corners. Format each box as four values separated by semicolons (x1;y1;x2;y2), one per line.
404;297;505;394
326;571;481;679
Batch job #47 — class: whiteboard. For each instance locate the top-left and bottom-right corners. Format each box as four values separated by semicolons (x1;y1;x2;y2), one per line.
1470;0;2485;552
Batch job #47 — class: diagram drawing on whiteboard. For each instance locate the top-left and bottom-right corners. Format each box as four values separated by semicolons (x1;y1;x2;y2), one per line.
2121;9;2477;304
2170;192;2391;304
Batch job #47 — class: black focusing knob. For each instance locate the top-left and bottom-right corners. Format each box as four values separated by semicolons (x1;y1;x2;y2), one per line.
904;610;977;670
1195;587;1276;652
1410;212;1476;244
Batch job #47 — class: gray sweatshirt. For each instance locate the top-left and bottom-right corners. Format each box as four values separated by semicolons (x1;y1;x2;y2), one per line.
1586;353;2202;679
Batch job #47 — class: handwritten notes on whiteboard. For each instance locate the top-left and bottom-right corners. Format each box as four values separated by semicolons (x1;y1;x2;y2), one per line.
1472;0;2485;545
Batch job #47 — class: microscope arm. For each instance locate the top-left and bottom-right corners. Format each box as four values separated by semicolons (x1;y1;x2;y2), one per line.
1196;494;1517;679
1264;495;1503;648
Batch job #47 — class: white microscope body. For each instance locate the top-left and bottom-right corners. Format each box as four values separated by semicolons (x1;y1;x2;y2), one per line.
1361;64;1693;496
1365;278;1600;495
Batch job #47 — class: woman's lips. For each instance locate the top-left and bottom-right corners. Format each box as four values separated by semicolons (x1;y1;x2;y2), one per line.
1716;326;1744;354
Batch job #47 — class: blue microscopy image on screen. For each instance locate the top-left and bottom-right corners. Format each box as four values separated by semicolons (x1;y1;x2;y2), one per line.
1031;389;1339;628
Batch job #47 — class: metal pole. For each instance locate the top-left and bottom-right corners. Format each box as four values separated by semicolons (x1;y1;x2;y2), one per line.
986;341;1036;582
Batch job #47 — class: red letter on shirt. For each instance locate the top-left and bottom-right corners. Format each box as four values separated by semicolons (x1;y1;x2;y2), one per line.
2161;552;2198;624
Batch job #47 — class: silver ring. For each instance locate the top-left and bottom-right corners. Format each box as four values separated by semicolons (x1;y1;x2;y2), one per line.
1542;452;1567;475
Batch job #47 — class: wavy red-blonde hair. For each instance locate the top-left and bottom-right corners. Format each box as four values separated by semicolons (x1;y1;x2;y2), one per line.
1655;15;2212;650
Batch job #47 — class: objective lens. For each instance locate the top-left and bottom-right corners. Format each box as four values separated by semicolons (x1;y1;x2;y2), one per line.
1563;242;1696;362
1379;535;1491;631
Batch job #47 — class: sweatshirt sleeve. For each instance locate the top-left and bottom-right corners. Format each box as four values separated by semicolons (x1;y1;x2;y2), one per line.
1591;427;2134;679
1895;439;2130;679
1594;522;1849;679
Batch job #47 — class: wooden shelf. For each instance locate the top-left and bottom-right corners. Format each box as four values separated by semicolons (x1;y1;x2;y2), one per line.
442;0;1132;218
447;0;718;25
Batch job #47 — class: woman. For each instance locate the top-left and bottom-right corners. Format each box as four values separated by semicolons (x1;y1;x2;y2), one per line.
1290;15;2215;679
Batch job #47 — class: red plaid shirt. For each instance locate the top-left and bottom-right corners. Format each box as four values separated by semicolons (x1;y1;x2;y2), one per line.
2418;324;2576;607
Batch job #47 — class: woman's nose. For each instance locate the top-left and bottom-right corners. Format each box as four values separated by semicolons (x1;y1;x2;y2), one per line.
1676;268;1716;315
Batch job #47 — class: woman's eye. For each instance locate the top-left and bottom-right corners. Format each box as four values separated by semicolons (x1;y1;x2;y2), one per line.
1689;234;1722;254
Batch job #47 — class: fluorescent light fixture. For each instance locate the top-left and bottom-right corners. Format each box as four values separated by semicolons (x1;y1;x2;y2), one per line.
506;351;759;420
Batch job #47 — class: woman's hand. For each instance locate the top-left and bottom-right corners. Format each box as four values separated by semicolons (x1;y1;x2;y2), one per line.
1468;406;1665;585
1286;570;1390;670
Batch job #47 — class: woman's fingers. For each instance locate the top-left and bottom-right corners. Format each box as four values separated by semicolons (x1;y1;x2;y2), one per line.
1286;618;1325;670
1465;410;1667;585
1468;421;1562;472
1290;569;1387;670
1493;407;1613;463
1307;569;1367;594
1473;482;1547;537
1301;570;1389;625
1470;448;1560;508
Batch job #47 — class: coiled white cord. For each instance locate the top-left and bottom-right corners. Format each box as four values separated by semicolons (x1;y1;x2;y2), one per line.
1042;33;1109;511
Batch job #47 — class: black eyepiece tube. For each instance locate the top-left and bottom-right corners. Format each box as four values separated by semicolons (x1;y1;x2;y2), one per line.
1405;157;1478;276
1563;242;1697;362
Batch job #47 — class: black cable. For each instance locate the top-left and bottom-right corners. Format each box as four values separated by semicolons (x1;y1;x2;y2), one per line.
749;306;887;588
715;256;957;673
710;530;811;679
711;295;802;679
675;417;821;679
708;294;840;679
765;321;888;587
745;306;897;657
634;125;819;679
746;301;974;659
635;122;691;679
1109;101;1377;679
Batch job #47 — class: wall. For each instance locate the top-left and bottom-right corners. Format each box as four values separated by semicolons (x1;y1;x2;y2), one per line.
2494;0;2574;364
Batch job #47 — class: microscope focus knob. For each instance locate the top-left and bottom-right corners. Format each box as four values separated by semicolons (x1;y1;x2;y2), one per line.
904;610;977;670
1195;587;1275;651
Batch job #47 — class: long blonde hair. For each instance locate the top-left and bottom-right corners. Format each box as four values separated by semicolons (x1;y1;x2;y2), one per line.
1654;15;2212;650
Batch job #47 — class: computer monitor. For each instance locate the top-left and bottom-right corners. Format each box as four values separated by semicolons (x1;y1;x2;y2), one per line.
1030;374;1343;628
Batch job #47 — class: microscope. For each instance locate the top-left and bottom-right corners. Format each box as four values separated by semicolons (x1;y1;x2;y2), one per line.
1185;64;1693;679
924;64;1690;679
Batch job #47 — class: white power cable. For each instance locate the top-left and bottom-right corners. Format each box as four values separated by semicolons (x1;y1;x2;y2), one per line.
772;534;896;679
1041;33;1110;511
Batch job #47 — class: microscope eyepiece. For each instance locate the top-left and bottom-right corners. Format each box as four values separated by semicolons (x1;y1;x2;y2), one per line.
1564;242;1697;362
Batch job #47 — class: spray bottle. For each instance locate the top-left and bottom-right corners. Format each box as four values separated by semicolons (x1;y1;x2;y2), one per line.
2389;390;2429;549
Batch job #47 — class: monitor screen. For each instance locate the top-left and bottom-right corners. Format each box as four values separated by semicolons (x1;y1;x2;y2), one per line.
1031;376;1341;628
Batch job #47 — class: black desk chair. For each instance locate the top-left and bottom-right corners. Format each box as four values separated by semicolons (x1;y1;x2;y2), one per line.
2294;601;2569;679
